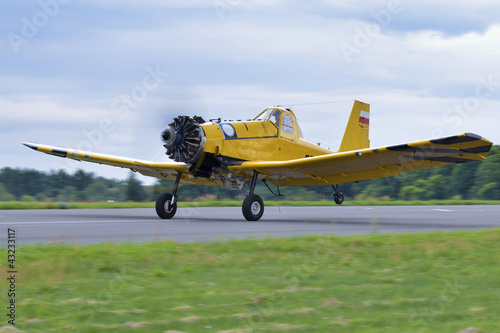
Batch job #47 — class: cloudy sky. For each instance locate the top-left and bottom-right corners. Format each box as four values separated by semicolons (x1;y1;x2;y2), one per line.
2;0;499;183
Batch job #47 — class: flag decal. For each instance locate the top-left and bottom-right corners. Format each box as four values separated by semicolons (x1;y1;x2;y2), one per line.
359;111;370;125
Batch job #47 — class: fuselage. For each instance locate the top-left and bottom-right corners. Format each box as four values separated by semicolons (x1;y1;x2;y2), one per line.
201;107;332;164
161;107;334;181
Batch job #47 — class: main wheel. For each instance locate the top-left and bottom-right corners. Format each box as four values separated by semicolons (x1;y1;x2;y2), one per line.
334;192;344;205
242;194;264;221
156;193;177;219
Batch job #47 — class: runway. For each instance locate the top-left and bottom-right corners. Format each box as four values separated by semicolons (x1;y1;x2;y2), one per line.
1;205;499;245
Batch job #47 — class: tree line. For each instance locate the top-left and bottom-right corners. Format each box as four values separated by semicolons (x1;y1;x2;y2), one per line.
1;145;499;202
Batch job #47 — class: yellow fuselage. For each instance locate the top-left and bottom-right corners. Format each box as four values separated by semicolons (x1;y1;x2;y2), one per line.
201;119;332;164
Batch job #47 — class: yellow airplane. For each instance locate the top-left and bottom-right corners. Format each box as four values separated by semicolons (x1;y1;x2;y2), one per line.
23;101;493;221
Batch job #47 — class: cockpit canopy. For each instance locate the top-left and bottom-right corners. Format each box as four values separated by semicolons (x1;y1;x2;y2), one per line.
254;107;304;138
255;108;279;122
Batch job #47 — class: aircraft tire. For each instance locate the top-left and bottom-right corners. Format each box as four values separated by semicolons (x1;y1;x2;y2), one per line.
242;194;264;221
156;193;177;219
334;192;344;205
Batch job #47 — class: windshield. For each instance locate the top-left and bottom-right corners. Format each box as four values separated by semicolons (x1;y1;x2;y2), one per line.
270;109;281;127
254;108;274;121
255;108;281;126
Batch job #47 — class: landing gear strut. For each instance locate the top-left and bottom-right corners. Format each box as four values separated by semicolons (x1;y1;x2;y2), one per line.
332;184;344;205
242;171;264;221
156;171;182;219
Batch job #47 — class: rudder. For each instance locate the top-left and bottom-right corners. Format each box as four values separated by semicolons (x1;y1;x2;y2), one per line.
338;100;370;152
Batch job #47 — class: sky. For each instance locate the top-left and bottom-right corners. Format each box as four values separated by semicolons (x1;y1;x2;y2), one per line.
1;0;500;184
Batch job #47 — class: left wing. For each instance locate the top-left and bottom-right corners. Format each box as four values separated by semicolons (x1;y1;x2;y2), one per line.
229;133;493;186
22;142;218;185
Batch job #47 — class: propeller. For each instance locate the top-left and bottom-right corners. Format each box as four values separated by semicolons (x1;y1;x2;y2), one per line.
161;116;206;164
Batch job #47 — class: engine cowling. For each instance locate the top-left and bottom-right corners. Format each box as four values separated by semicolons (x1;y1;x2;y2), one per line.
162;116;206;164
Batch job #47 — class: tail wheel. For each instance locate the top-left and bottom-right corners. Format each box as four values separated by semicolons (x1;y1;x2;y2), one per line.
156;193;177;219
242;194;264;221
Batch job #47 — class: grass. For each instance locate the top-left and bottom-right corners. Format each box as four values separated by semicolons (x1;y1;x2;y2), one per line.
0;199;499;210
6;229;500;332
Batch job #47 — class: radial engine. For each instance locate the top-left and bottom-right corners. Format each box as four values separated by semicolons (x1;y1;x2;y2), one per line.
161;116;206;164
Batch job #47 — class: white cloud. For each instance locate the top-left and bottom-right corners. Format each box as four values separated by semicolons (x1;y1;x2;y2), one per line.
0;95;98;123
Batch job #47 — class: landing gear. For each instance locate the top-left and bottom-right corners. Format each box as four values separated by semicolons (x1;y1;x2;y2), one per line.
332;184;344;205
242;171;264;221
242;194;264;221
156;193;177;219
156;171;182;219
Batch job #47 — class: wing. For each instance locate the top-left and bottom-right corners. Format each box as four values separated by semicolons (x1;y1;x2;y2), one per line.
22;142;219;185
229;133;493;186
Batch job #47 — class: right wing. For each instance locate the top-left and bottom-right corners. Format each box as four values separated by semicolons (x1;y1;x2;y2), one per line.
229;133;493;186
22;142;218;185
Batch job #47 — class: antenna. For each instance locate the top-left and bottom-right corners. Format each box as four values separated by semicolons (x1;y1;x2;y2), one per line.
307;129;318;141
281;99;354;108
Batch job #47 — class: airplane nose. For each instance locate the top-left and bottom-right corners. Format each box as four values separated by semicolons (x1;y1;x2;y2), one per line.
162;116;206;164
161;126;175;145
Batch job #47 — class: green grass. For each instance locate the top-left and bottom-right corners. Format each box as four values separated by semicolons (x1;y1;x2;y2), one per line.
1;199;499;210
8;230;500;332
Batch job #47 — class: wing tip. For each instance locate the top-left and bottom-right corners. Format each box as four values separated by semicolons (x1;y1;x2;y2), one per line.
22;142;39;151
464;132;482;140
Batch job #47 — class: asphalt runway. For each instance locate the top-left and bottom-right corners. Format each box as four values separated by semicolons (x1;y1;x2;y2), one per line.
1;205;499;245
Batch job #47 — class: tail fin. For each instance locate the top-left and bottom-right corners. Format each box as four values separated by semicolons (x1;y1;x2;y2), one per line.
338;100;370;152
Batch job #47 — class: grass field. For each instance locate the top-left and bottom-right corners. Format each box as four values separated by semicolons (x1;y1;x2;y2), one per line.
5;229;500;332
1;199;500;210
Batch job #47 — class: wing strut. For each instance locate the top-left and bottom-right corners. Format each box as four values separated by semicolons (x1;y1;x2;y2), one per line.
263;180;284;197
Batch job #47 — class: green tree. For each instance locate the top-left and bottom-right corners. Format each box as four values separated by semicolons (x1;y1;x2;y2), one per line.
0;183;15;201
360;179;394;199
477;182;500;200
470;149;500;199
55;186;77;202
151;179;172;199
150;179;174;200
424;175;449;200
20;195;36;202
84;181;110;202
107;186;126;202
49;169;71;190
74;170;94;191
450;161;481;199
75;191;89;202
399;186;425;201
0;167;45;199
126;173;148;202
